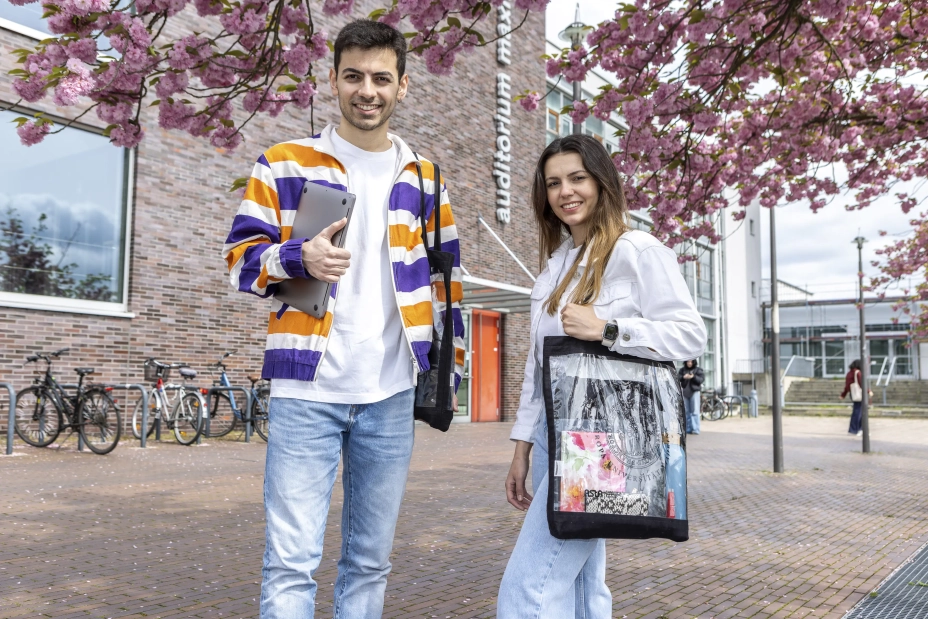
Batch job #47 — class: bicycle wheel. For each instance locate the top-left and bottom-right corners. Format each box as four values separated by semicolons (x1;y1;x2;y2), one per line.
707;399;725;421
14;386;62;447
78;388;121;455
251;387;270;442
173;392;204;445
131;391;159;440
205;392;238;438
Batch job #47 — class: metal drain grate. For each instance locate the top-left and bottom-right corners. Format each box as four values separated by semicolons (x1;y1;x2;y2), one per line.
846;542;928;619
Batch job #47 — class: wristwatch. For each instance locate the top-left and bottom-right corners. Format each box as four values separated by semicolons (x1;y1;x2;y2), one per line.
601;319;619;348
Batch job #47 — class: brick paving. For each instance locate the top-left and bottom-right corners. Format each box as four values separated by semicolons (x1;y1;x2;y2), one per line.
1;415;927;618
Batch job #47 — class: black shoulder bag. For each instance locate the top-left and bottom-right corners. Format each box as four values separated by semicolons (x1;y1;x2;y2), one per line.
413;162;456;432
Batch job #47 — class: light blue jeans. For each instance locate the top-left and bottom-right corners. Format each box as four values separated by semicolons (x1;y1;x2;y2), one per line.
497;420;613;618
684;392;701;434
260;389;415;619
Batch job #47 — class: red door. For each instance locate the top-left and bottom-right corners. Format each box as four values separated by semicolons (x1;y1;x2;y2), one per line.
471;310;501;422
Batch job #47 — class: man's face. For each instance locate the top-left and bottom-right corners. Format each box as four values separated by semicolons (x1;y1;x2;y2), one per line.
329;47;408;133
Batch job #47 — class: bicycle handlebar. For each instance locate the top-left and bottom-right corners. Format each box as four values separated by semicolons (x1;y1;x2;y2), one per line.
210;350;237;369
24;348;69;365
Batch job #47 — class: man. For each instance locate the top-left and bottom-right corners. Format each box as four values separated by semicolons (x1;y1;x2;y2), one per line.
221;19;465;618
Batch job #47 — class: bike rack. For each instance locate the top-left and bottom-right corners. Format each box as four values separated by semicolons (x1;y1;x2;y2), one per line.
102;384;150;448
202;386;254;443
2;383;16;456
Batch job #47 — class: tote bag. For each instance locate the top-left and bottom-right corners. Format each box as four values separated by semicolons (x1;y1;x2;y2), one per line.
412;161;456;431
542;336;689;542
850;370;863;402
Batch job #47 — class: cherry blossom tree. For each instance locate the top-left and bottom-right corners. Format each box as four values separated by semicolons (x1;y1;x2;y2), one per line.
5;0;545;150
536;0;928;334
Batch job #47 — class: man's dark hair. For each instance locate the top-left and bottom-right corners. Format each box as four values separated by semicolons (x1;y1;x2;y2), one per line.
334;19;408;78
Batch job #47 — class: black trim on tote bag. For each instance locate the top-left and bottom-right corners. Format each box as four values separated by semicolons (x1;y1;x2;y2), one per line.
412;161;456;432
542;336;689;542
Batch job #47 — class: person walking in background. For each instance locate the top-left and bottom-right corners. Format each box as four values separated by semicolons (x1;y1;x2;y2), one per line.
839;359;870;436
679;359;704;435
498;135;706;618
221;19;464;619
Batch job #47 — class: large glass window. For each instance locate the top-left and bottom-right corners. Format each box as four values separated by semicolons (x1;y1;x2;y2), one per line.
695;249;713;315
0;109;130;310
0;2;49;35
702;319;715;388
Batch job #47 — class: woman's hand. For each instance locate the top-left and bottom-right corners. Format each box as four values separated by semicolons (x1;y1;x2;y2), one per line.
505;441;533;511
561;303;607;342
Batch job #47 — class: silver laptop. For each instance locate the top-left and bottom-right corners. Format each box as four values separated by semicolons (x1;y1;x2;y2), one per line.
275;181;356;319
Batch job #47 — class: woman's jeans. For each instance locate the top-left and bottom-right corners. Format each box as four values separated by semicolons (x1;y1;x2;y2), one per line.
849;401;862;434
260;390;415;619
497;420;612;618
684;392;701;434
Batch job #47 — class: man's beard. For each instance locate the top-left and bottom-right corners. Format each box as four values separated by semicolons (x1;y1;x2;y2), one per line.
340;96;396;132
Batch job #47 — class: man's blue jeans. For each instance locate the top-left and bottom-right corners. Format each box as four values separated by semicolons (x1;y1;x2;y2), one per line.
684;392;701;434
260;389;415;619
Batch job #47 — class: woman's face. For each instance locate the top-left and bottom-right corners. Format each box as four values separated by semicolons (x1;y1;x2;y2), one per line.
544;152;599;242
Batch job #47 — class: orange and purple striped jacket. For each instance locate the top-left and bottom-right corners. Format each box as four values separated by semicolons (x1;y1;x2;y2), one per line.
221;125;465;386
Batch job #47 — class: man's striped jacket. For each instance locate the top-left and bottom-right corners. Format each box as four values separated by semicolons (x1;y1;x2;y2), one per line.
221;125;465;388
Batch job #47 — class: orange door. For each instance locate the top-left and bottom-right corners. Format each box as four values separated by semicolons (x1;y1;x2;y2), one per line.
471;310;501;422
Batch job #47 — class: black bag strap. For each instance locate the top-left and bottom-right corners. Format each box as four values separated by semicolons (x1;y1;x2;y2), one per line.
414;157;441;253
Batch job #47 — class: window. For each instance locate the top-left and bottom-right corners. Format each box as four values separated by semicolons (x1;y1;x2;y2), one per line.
751;281;756;297
0;1;50;37
695;249;713;315
702;319;715;388
0;109;132;315
749;218;755;236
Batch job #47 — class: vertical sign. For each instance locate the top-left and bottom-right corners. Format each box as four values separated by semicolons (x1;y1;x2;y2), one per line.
495;0;512;224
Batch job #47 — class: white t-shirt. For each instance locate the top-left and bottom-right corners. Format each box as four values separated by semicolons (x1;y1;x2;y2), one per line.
271;130;415;404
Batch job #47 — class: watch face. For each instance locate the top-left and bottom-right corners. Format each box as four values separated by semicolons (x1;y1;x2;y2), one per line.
604;322;619;340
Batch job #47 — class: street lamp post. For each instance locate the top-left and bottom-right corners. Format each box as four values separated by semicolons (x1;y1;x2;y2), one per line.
769;206;784;473
558;4;586;135
853;236;870;453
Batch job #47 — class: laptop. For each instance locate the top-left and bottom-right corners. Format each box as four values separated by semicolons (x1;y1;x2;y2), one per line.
274;181;356;319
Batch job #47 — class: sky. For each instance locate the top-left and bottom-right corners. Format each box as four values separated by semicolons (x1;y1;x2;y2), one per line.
544;0;921;297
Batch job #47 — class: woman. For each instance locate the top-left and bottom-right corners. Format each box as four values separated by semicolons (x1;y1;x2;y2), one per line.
839;359;869;435
497;135;706;618
678;360;704;434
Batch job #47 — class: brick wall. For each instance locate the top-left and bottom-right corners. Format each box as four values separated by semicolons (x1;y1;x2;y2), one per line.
0;3;544;424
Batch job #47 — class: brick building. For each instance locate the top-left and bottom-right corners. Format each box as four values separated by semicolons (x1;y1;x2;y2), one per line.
0;1;545;424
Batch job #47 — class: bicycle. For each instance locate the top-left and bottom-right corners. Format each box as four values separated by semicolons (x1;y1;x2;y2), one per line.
130;359;206;445
14;348;121;455
203;351;269;441
700;388;726;421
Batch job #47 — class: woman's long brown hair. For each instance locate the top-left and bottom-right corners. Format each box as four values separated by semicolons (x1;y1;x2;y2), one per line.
532;134;630;315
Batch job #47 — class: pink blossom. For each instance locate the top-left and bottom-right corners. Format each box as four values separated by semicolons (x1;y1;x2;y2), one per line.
66;38;98;63
109;123;144;149
155;70;189;98
158;100;195;130
16;120;50;146
545;58;561;78
568;101;590;125
210;126;243;150
291;80;316;109
280;6;308;36
322;0;353;15
518;91;541;112
96;101;133;125
13;77;47;103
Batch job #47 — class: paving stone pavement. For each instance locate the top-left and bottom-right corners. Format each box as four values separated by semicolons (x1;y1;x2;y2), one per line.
1;415;927;619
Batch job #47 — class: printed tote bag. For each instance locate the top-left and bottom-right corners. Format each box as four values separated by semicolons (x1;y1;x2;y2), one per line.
542;336;689;542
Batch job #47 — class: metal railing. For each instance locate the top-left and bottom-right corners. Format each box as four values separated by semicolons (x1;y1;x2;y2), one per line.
2;383;16;456
875;357;899;405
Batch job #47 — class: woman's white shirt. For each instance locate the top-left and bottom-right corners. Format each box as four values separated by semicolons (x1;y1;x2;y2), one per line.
510;229;708;443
